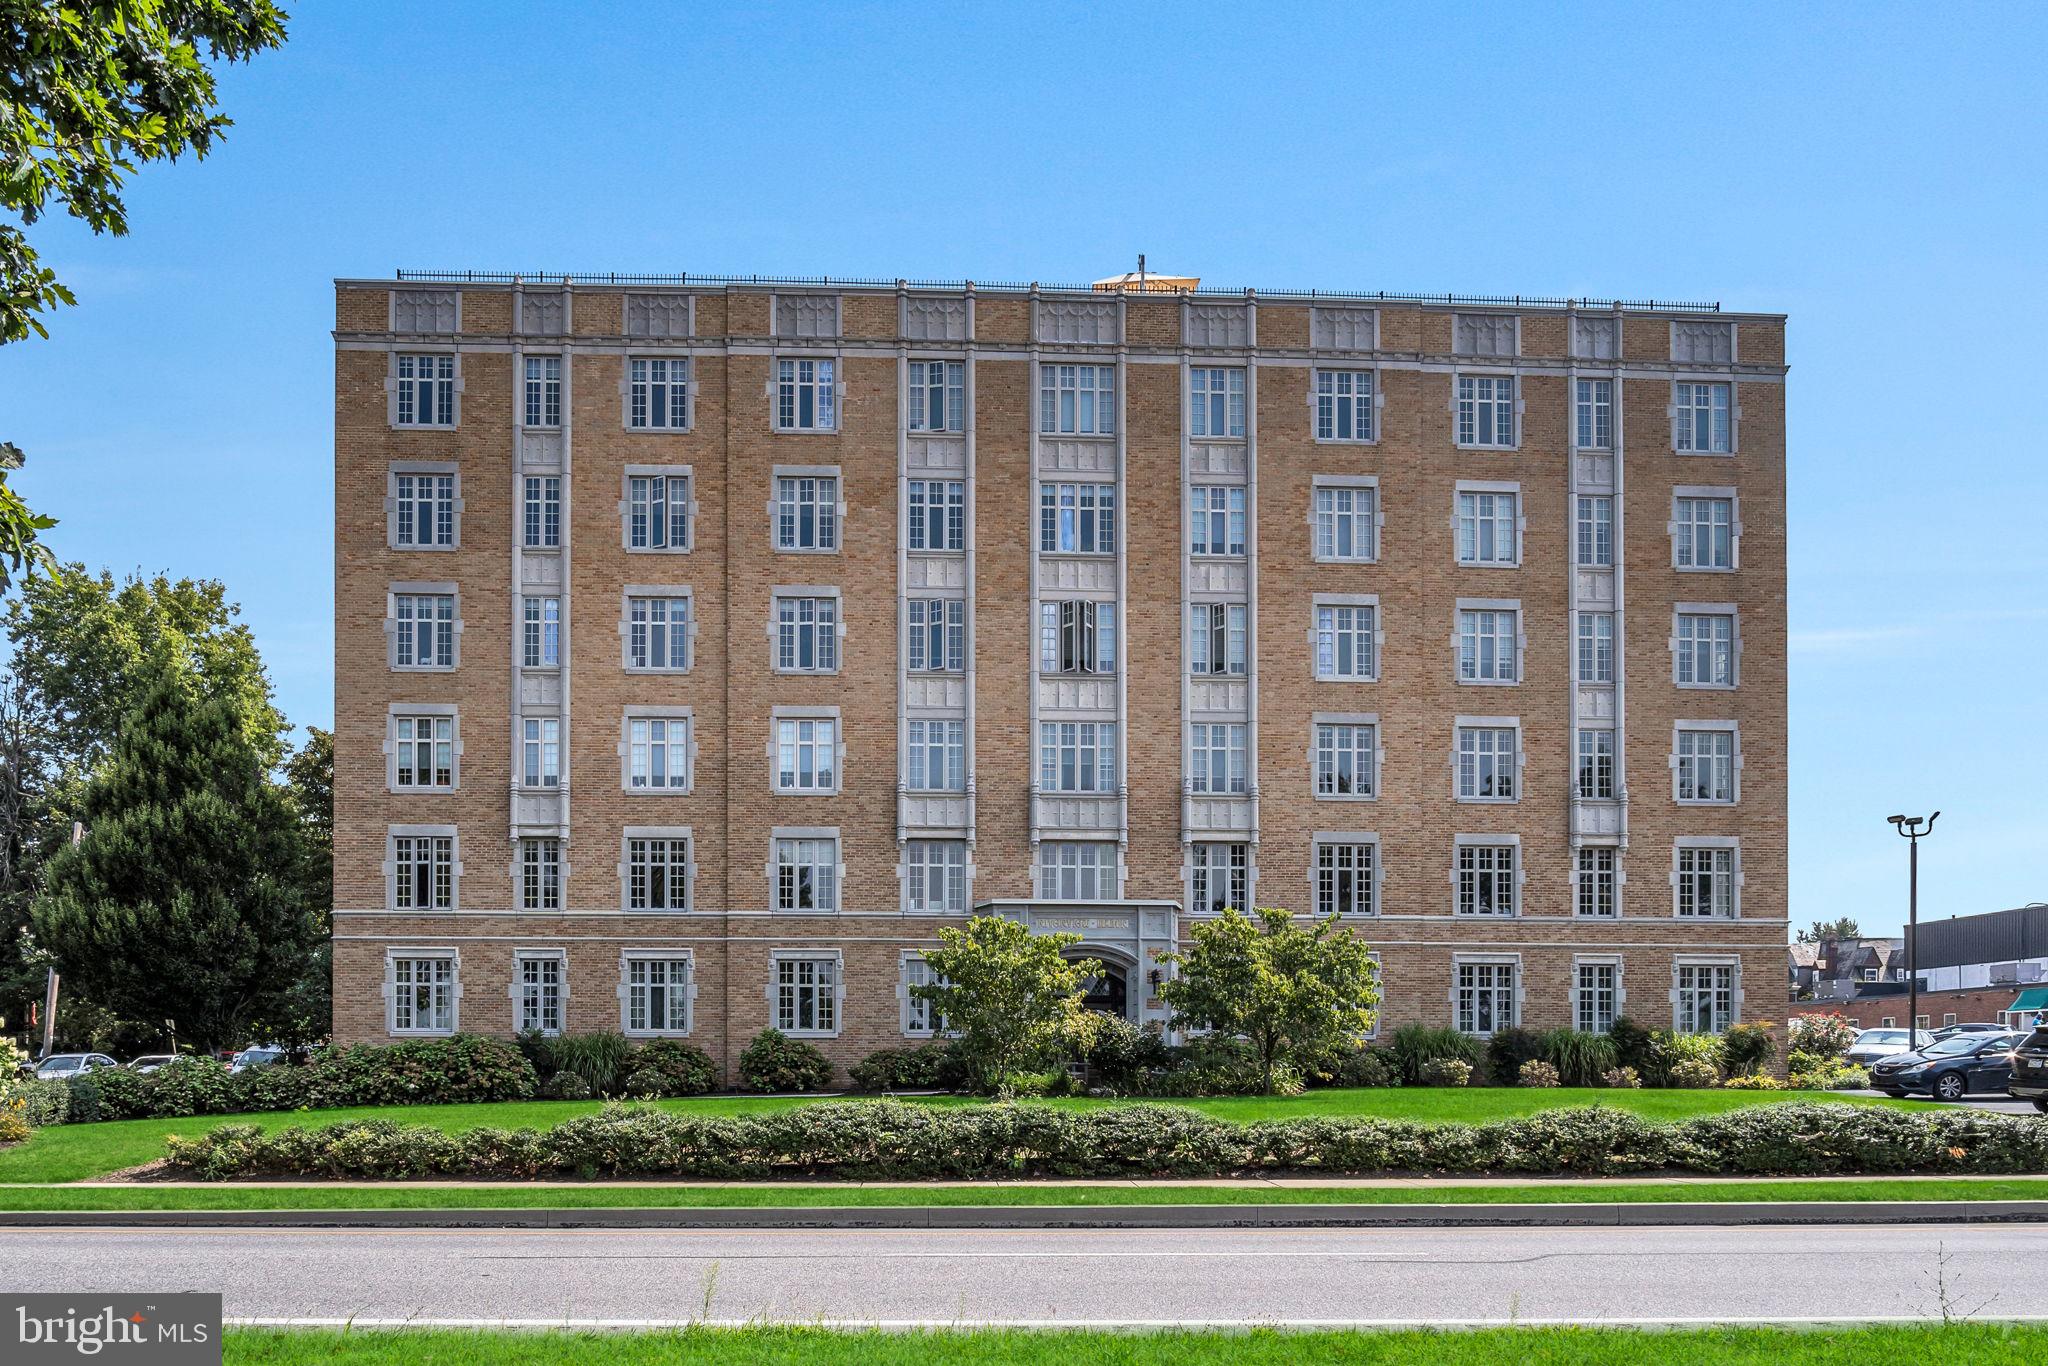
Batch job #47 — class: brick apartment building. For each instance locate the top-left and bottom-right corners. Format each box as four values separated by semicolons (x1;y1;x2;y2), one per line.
332;270;1789;1078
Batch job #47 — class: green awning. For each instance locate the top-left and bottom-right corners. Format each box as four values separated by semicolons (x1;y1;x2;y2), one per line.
2005;987;2048;1014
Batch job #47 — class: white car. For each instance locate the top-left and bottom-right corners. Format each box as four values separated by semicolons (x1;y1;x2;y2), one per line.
1846;1028;1934;1067
33;1053;120;1081
126;1054;178;1074
229;1045;286;1073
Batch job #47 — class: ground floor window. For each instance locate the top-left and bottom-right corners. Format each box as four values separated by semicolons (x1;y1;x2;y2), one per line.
1675;963;1737;1034
515;952;563;1035
775;954;841;1035
1455;961;1516;1036
390;954;456;1034
624;954;691;1035
902;953;948;1036
1575;961;1617;1034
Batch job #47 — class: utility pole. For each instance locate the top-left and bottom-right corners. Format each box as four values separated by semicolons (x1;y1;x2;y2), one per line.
1888;812;1940;1044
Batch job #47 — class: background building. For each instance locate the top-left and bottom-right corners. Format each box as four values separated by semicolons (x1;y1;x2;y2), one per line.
1807;905;2048;1031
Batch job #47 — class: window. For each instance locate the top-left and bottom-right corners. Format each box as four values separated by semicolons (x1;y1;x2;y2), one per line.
773;838;839;912
1041;363;1116;435
524;355;561;428
392;833;454;911
393;593;455;669
1315;722;1377;798
390;955;455;1033
393;714;453;790
775;717;838;793
394;354;455;427
1456;375;1515;447
520;838;561;911
1577;849;1617;918
907;480;964;551
1189;485;1247;556
523;476;560;549
1037;842;1115;899
627;474;691;550
1040;601;1116;674
1677;728;1736;803
1315;841;1376;916
1575;961;1617;1031
515;953;562;1034
624;955;691;1034
393;472;455;548
1315;603;1377;681
907;598;965;672
1675;612;1736;686
521;717;560;789
775;475;839;550
1190;842;1248;914
1189;367;1246;438
626;595;690;671
774;955;840;1033
906;718;965;792
1189;722;1247;795
1456;725;1517;801
775;595;838;672
627;716;690;791
1315;370;1374;441
1040;483;1116;554
1456;608;1519;684
1313;484;1376;560
626;836;690;911
1675;496;1734;569
776;358;836;430
521;597;559;668
1574;378;1612;449
1677;845;1736;918
1456;961;1517;1035
1189;602;1248;676
1456;844;1517;916
908;360;964;433
905;840;967;914
903;954;944;1034
1040;722;1117;793
1675;382;1731;453
1675;963;1737;1033
1576;612;1615;684
1577;728;1615;799
1456;491;1518;566
1576;496;1612;567
628;357;689;429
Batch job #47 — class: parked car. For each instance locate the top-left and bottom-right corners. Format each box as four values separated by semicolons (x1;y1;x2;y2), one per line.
2009;1026;2048;1113
125;1054;178;1074
1870;1032;2023;1101
32;1053;120;1081
228;1045;285;1073
1845;1028;1934;1067
1931;1022;2008;1041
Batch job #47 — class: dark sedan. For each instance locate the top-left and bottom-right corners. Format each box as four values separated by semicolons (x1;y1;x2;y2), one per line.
1870;1031;2024;1101
2009;1027;2048;1113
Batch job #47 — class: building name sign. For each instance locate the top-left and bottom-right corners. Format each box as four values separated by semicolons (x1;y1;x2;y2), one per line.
1033;914;1135;934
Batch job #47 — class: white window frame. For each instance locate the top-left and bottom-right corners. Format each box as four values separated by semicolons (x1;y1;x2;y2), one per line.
1454;372;1518;450
1189;601;1249;677
907;359;965;434
521;595;560;670
1672;956;1742;1034
1189;366;1247;439
1452;834;1522;918
770;707;843;796
1575;494;1613;568
1454;482;1522;568
1450;954;1521;1037
518;715;561;791
1455;599;1522;686
769;829;842;914
385;948;460;1035
1313;369;1378;443
904;717;966;793
906;478;965;552
1574;377;1613;451
621;826;694;913
772;587;843;675
900;951;946;1036
1188;483;1248;557
902;839;969;915
523;354;562;430
1040;599;1117;675
1188;722;1248;796
386;703;459;793
1035;840;1119;900
510;948;566;1036
1312;832;1380;917
906;597;966;673
1039;481;1117;554
1672;380;1735;454
1673;722;1741;805
1039;721;1117;794
772;466;843;553
522;475;561;550
388;463;460;551
1576;611;1616;685
768;949;845;1037
1577;727;1616;800
1573;954;1623;1033
1310;476;1380;563
1575;848;1620;919
1671;487;1740;572
623;466;695;553
775;356;838;432
517;836;562;911
391;353;458;429
1188;840;1250;916
621;707;694;794
386;825;459;912
1312;713;1380;802
1312;594;1381;683
1673;838;1742;920
1453;716;1522;804
1672;605;1740;689
620;949;695;1037
1039;362;1117;436
622;586;694;674
626;356;692;431
387;583;461;671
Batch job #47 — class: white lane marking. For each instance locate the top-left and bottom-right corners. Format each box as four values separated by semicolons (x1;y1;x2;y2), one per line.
230;1314;2048;1330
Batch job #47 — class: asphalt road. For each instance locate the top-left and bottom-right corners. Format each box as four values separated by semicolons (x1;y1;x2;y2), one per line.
1;1224;2043;1327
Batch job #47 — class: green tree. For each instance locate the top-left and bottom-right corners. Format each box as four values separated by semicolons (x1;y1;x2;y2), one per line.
1;1;291;588
911;915;1101;1095
1159;907;1382;1093
1798;916;1862;944
30;649;320;1051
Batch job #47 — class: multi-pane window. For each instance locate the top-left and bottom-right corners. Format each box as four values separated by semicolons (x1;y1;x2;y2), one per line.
395;354;455;427
1314;604;1377;680
1190;842;1248;914
774;955;840;1032
1675;613;1735;686
627;475;691;550
1188;723;1247;795
1675;382;1732;453
1315;370;1374;441
515;954;562;1035
1313;485;1376;560
903;954;943;1033
1574;378;1612;449
1456;845;1517;916
1456;962;1516;1035
1576;495;1612;567
1189;602;1248;676
1575;960;1617;1031
1576;612;1615;683
907;598;965;672
908;360;965;433
624;955;691;1033
1189;367;1246;438
520;837;561;911
629;357;689;429
1040;363;1116;435
627;716;689;790
524;476;560;549
1315;723;1377;798
394;473;455;548
393;715;453;790
1456;726;1517;800
905;840;967;914
1456;491;1518;565
392;834;454;910
1040;482;1116;554
524;355;561;428
1577;728;1615;799
1036;842;1115;900
1039;722;1117;793
391;955;455;1032
1677;846;1736;918
775;476;839;550
905;718;965;792
775;717;838;793
1677;729;1736;803
907;480;964;551
776;358;836;430
773;839;838;912
1457;609;1519;683
1316;842;1376;916
521;717;560;788
393;594;455;669
522;596;559;668
775;595;838;672
626;596;690;671
1456;375;1515;447
1675;963;1736;1033
1577;849;1617;919
1675;496;1734;569
626;837;689;911
1039;601;1116;674
1189;485;1247;556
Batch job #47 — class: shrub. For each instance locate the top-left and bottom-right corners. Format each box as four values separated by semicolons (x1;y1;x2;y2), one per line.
1418;1058;1473;1087
1388;1024;1483;1085
1167;1034;1272;1096
1332;1047;1402;1089
1607;1017;1657;1076
1721;1024;1776;1077
0;1106;26;1144
625;1040;718;1098
1078;1018;1174;1093
1649;1031;1724;1088
1483;1028;1546;1086
515;1028;557;1082
1602;1066;1642;1089
64;1072;103;1123
619;1068;668;1099
1788;1012;1857;1061
308;1036;534;1108
1723;1074;1783;1090
540;1071;593;1100
738;1029;835;1093
1541;1029;1619;1088
20;1079;69;1126
1790;1061;1869;1092
149;1056;239;1115
1518;1060;1561;1088
1668;1058;1720;1089
848;1043;962;1093
545;1033;633;1097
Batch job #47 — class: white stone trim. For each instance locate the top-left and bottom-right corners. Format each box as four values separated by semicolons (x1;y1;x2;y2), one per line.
619;705;696;795
385;582;463;672
383;824;461;913
1308;711;1382;804
1670;719;1743;806
1669;952;1745;1030
1670;836;1745;920
1448;950;1524;1036
385;462;462;551
507;946;568;1036
618;825;696;914
1669;603;1742;689
619;464;697;554
618;946;697;1038
385;349;463;429
1309;830;1383;918
384;701;461;794
767;827;844;914
768;705;846;797
1669;486;1742;573
1452;479;1525;569
1450;714;1524;804
619;584;697;675
766;946;847;1038
382;944;461;1036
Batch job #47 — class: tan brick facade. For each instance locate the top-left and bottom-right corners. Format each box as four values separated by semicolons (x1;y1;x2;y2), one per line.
333;275;1790;1083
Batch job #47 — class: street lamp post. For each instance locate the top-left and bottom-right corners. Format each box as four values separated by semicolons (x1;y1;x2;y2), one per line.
1888;812;1940;1042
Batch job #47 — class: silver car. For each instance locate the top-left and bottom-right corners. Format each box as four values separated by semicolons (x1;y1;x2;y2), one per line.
33;1053;120;1081
1846;1028;1934;1067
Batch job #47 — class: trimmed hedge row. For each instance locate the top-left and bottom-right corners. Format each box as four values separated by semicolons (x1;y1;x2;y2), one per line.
162;1100;2048;1182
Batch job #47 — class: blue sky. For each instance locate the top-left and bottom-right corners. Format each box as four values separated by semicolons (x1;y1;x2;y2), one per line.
1;2;2042;936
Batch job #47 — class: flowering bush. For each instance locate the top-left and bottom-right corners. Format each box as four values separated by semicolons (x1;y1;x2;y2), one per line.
1601;1066;1643;1089
0;1039;26;1142
1518;1060;1561;1088
1722;1074;1784;1090
1418;1058;1473;1087
1788;1013;1858;1061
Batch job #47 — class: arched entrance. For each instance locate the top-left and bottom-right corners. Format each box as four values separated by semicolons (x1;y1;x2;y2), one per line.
1077;962;1128;1020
